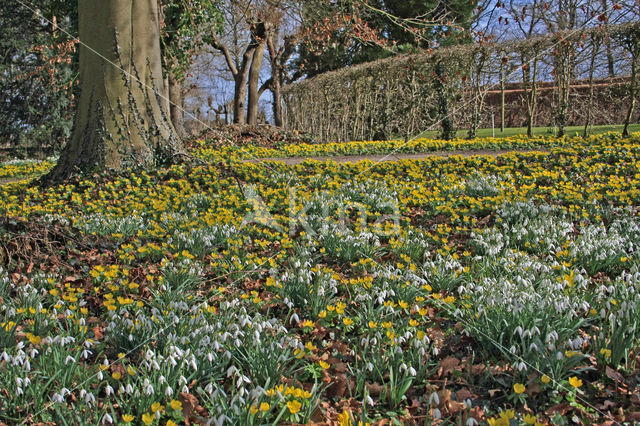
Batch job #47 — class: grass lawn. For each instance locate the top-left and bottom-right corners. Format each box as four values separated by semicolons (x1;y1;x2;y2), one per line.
418;123;640;139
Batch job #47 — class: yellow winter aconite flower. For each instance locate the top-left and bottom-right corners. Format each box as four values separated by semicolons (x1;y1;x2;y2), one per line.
170;399;183;411
141;412;154;425
600;348;612;359
338;410;352;426
122;414;134;423
111;372;121;380
522;413;538;425
151;402;163;413
342;317;354;326
318;360;330;369
259;402;270;412
301;319;315;328
513;383;526;394
25;333;41;345
287;399;302;414
568;376;583;388
541;374;551;384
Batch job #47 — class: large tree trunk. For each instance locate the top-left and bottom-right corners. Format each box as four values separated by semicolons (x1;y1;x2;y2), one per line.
169;74;185;137
272;73;283;127
247;22;267;126
232;46;254;124
247;39;266;125
44;0;179;184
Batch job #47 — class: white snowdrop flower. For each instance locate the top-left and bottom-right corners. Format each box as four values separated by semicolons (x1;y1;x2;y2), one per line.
290;313;300;324
408;366;417;376
366;395;374;406
556;351;564;360
101;413;113;424
80;389;86;399
28;348;38;358
81;349;91;359
517;361;527;371
433;408;442;419
85;392;96;405
126;383;134;394
105;385;114;396
466;417;478;426
226;366;238;377
181;385;189;393
366;362;374;372
16;377;23;387
51;393;64;403
158;375;166;385
151;360;160;370
429;392;440;405
165;386;174;397
16;387;23;396
145;383;154;395
205;383;214;394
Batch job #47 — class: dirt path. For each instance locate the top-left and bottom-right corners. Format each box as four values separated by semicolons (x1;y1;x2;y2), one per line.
242;148;548;165
0;177;29;186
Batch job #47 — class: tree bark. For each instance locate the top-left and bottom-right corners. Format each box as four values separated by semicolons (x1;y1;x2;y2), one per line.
247;34;266;126
500;54;506;132
44;0;179;184
622;52;638;138
210;32;254;125
169;74;185;137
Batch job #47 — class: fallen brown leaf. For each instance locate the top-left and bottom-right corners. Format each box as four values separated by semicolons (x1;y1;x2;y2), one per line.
605;366;625;384
438;357;460;377
455;388;475;402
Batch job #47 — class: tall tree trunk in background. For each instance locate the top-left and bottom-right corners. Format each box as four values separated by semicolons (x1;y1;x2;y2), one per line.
521;52;539;138
584;34;601;137
601;0;616;77
435;60;455;140
169;74;185;137
500;52;506;132
267;32;296;128
554;39;573;137
247;23;267;126
622;39;639;137
44;0;180;184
